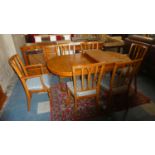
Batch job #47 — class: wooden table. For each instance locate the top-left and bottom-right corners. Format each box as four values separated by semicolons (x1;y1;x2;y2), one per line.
85;50;130;63
47;50;131;77
21;41;103;65
47;53;97;77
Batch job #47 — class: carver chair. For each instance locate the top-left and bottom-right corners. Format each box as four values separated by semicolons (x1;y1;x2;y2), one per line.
101;59;143;108
67;62;106;111
128;43;148;93
9;54;51;111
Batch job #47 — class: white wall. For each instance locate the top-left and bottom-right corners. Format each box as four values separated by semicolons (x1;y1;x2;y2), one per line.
0;34;26;93
12;34;26;61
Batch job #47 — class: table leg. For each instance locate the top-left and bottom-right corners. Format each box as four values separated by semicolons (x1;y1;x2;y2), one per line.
59;77;67;92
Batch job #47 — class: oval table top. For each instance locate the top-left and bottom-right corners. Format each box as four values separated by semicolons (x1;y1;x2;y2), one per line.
47;53;97;77
47;50;131;77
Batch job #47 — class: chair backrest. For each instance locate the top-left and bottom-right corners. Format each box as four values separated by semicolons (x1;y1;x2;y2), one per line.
80;41;100;52
9;54;28;79
72;62;105;95
57;44;76;55
20;44;45;65
128;43;148;60
43;45;58;61
21;44;42;52
9;54;31;95
110;59;142;91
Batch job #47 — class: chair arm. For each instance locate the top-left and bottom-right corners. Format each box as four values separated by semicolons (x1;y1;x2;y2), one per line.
25;64;44;74
25;64;43;69
23;75;42;80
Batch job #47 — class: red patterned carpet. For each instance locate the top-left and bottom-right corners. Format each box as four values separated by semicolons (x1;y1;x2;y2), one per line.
50;83;150;121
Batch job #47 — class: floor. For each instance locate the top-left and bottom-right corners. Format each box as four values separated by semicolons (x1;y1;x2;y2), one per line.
0;73;155;121
114;73;155;121
0;74;59;121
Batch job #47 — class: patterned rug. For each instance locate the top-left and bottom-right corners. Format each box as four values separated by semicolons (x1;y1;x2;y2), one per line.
50;83;151;121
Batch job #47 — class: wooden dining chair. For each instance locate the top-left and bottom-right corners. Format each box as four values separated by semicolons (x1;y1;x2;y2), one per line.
44;44;76;83
80;41;100;53
66;62;106;111
101;59;143;108
9;54;51;111
128;43;148;93
128;43;148;60
20;44;44;65
57;44;77;55
43;45;58;62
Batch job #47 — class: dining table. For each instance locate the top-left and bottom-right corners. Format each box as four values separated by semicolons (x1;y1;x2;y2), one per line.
47;50;131;77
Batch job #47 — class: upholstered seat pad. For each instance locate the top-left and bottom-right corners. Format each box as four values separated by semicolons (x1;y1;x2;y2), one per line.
67;80;96;97
26;74;51;90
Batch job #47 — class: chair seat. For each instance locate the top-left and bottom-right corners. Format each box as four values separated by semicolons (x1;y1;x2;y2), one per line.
117;66;133;75
67;80;96;97
26;74;51;90
101;83;128;95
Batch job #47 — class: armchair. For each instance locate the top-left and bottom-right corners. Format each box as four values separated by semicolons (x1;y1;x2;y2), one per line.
9;54;51;111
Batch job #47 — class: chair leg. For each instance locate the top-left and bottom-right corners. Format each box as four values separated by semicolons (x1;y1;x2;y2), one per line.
122;91;130;120
66;88;71;106
106;93;113;113
134;76;137;93
59;77;62;83
47;90;51;99
108;93;112;106
74;97;78;111
124;91;129;110
96;95;99;110
59;77;66;92
27;95;31;112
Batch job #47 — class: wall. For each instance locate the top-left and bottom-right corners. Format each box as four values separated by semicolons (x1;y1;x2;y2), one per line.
12;34;26;60
0;34;26;93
